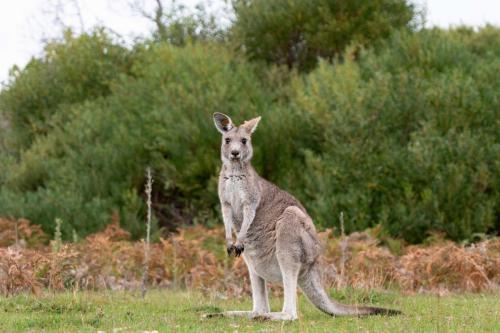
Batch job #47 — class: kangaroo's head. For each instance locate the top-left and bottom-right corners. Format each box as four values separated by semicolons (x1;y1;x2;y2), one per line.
213;112;261;165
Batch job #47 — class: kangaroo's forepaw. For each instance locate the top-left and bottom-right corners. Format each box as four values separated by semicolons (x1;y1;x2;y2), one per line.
227;243;244;257
227;244;235;256
234;244;244;257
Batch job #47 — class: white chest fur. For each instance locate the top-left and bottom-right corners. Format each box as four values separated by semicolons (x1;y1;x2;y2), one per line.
222;175;248;221
223;176;248;205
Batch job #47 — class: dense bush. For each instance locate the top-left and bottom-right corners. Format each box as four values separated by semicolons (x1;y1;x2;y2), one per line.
284;28;500;242
231;0;416;71
0;27;498;243
0;29;134;150
0;38;278;238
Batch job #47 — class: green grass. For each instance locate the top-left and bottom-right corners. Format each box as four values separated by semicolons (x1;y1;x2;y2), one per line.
1;289;499;332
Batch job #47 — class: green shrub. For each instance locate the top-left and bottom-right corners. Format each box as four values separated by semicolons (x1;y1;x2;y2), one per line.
0;27;498;243
0;29;134;149
0;42;276;238
231;0;416;71
285;29;500;242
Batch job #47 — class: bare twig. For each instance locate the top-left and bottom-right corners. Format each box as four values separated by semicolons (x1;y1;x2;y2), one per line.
141;167;153;298
52;218;63;253
130;0;168;40
69;0;85;32
339;211;347;287
14;218;19;248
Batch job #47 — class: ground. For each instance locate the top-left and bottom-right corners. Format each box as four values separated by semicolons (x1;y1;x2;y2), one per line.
1;289;499;333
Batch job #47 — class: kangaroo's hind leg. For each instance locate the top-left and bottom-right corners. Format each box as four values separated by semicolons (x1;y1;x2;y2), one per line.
257;206;311;321
275;255;301;320
204;258;270;319
256;261;300;321
247;265;270;314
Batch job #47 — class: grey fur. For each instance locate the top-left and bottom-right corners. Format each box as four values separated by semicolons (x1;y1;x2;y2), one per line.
209;113;401;321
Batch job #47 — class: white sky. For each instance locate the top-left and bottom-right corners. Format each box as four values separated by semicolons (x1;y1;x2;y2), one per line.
1;0;499;86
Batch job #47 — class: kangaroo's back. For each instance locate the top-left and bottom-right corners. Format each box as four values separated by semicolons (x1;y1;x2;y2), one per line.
243;176;313;258
255;177;307;226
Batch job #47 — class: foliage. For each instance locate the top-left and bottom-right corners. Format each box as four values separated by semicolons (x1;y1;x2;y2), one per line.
0;35;275;237
0;29;134;150
1;220;499;297
156;2;226;45
0;218;47;248
284;28;500;242
131;0;227;45
231;0;416;71
0;26;499;243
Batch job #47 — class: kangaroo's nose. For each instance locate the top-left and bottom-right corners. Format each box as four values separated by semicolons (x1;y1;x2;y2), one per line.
231;150;240;157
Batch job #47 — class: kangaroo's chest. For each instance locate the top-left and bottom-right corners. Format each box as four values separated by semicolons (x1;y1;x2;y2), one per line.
221;176;250;223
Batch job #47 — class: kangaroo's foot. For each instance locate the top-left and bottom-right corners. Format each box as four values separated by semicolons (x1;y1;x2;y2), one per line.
253;312;297;321
203;311;296;321
203;310;268;319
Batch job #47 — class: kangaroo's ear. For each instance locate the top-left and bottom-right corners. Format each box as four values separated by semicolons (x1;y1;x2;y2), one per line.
241;116;261;134
213;113;234;134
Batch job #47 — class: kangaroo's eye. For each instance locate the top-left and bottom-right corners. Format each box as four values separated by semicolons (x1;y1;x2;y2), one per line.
241;138;247;145
225;138;231;144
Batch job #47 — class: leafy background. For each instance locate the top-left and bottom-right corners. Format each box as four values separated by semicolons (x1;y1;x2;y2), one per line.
0;1;498;244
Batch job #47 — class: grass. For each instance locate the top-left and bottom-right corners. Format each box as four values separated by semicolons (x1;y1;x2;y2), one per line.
1;289;499;333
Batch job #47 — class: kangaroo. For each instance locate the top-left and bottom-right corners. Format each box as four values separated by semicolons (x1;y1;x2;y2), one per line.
209;112;400;321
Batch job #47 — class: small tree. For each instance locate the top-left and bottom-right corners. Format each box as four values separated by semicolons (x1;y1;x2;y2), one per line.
232;0;417;71
130;0;226;45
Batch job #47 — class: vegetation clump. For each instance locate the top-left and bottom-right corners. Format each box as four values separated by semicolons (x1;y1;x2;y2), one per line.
0;2;498;243
0;219;498;297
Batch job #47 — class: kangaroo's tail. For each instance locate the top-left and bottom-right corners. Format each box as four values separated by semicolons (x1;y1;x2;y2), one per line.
299;267;401;316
